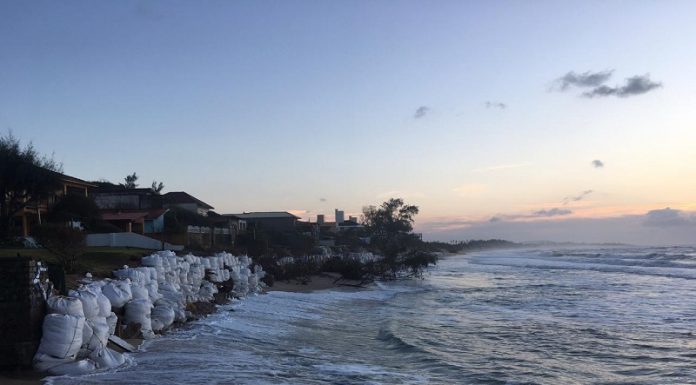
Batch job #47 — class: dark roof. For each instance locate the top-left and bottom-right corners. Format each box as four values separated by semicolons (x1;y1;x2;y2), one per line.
92;187;157;194
45;169;97;188
226;212;300;220
163;191;214;209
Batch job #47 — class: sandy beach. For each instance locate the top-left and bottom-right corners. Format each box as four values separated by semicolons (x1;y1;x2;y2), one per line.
268;272;370;293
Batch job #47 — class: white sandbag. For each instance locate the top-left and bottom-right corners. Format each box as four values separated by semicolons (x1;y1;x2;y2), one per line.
36;314;84;359
47;295;84;317
151;303;176;332
85;317;110;350
47;359;96;376
113;267;147;285
33;353;74;372
94;292;112;318
68;289;100;319
146;281;161;301
130;283;149;300
141;254;162;267
124;299;153;336
81;320;93;349
89;346;125;369
106;312;118;336
102;280;132;309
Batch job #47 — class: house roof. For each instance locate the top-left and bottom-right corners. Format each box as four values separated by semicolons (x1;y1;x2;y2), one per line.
45;169;98;188
226;212;300;220
163;191;214;209
92;187;157;195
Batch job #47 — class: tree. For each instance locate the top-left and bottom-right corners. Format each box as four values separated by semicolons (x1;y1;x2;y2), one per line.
47;194;101;229
33;224;85;273
0;132;63;238
151;180;164;194
362;198;436;278
122;172;138;188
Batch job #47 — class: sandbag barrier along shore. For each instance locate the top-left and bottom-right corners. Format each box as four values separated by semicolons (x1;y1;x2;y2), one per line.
32;251;266;376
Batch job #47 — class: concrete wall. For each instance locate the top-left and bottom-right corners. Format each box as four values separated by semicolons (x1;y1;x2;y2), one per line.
86;232;184;251
0;258;46;368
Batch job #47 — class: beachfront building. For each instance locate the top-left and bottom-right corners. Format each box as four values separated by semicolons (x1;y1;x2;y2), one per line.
228;212;300;232
13;171;96;236
162;191;214;215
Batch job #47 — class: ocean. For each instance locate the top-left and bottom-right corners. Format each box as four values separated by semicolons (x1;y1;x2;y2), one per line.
47;246;696;385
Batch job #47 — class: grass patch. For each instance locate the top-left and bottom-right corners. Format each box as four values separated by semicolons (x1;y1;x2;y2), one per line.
0;246;153;277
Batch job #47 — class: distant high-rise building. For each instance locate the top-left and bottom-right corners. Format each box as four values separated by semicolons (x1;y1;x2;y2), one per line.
317;214;325;224
348;215;358;223
335;209;345;224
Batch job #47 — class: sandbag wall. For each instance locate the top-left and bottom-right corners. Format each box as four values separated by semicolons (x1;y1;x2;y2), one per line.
33;251;265;375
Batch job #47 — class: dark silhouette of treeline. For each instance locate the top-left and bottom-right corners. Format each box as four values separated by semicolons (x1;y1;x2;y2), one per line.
423;239;519;254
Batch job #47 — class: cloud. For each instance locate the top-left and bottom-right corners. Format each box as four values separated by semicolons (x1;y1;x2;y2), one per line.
555;70;614;90
452;183;487;196
485;101;507;110
643;208;696;227
582;74;662;98
532;208;573;217
319;198;327;202
419;209;696;245
562;190;593;205
413;106;430;119
592;160;604;168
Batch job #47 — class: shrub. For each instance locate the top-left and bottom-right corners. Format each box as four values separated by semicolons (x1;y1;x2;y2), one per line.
33;224;85;273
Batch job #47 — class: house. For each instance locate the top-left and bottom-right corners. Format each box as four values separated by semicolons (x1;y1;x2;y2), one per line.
99;208;168;234
162;191;214;215
227;212;299;233
14;171;96;237
91;187;161;210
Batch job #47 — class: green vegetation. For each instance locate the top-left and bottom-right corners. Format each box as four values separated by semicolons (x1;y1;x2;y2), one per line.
0;246;151;277
0;132;62;238
362;198;437;279
33;224;86;273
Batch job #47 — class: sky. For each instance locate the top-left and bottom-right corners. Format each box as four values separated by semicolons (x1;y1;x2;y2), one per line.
2;1;696;245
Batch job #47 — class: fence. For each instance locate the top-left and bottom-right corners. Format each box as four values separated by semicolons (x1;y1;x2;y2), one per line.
86;232;184;251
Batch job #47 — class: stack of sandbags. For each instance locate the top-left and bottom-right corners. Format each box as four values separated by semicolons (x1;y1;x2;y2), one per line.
33;296;95;375
69;286;125;369
151;299;176;331
124;298;155;339
101;279;133;309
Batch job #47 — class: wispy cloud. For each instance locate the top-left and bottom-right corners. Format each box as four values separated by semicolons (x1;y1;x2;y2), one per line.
643;208;696;227
485;101;507;110
418;209;696;245
319;198;327;202
532;208;573;217
583;74;662;98
562;190;593;205
452;183;487;196
413;106;430;119
472;162;532;173
592;159;604;168
554;70;614;91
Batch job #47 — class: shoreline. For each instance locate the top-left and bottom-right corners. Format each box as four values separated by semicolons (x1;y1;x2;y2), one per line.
1;273;363;385
267;272;371;293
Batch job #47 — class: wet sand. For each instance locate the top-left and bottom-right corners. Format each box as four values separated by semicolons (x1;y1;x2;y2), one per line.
268;272;370;293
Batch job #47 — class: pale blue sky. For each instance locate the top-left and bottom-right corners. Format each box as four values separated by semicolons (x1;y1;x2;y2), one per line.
2;1;695;243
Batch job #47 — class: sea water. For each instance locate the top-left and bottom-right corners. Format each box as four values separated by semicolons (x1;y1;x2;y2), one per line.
47;246;696;384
